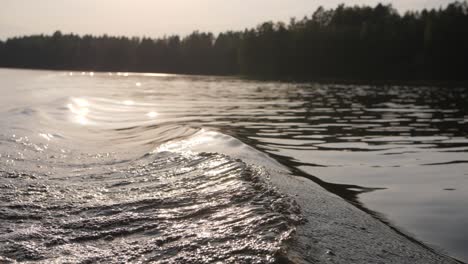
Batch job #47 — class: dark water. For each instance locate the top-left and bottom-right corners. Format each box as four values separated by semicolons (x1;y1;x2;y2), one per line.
0;69;467;262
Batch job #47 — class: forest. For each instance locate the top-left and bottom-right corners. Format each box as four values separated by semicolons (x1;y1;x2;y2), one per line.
0;2;467;81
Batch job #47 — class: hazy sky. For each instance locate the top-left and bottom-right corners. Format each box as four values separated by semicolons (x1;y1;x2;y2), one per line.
0;0;452;40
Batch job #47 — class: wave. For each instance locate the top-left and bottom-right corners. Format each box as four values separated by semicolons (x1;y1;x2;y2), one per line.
0;128;303;263
2;70;465;263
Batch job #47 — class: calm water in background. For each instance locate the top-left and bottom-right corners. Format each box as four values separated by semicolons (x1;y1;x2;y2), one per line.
0;69;467;262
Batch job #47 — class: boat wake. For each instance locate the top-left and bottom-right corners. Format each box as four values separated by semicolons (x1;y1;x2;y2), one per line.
0;127;302;263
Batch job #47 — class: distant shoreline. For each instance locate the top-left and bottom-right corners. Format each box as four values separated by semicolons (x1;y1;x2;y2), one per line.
2;66;467;88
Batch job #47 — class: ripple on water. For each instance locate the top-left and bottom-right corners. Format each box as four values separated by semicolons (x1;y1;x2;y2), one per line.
0;151;302;263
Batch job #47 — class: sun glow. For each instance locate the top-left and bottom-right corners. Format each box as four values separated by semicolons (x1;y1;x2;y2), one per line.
68;98;90;125
123;100;134;106
146;111;158;118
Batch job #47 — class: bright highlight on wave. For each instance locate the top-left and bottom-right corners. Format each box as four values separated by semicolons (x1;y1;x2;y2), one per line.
67;98;90;125
146;111;158;118
65;96;160;128
123;100;134;106
156;129;214;154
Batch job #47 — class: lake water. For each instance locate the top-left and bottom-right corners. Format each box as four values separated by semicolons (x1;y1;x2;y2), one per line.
0;69;467;262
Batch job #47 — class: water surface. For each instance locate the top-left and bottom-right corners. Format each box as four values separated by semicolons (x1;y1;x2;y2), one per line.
0;69;467;262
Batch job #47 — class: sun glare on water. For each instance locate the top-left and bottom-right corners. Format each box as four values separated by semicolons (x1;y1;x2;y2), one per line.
146;111;158;118
67;98;90;125
123;100;134;106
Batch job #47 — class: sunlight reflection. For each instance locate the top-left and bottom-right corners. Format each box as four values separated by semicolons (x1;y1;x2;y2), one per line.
136;82;142;87
146;111;158;118
142;73;172;77
156;129;212;154
123;100;134;106
39;133;54;141
67;98;90;125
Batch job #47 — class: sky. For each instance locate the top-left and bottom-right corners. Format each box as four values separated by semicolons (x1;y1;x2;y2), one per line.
0;0;453;40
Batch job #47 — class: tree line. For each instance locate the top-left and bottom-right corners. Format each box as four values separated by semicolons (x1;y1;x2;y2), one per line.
0;2;467;81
